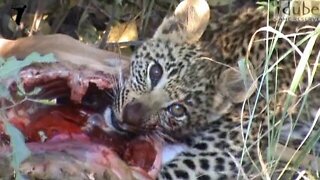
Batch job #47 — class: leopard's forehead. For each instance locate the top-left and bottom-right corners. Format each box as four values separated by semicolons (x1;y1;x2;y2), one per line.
129;39;218;95
132;39;199;73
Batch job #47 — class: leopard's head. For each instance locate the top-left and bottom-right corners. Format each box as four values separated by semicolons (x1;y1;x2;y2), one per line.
107;0;256;137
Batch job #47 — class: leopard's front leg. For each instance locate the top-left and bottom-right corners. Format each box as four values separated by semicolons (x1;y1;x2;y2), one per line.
157;120;262;180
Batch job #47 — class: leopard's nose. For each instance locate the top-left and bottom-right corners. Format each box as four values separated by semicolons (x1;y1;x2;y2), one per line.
122;101;147;127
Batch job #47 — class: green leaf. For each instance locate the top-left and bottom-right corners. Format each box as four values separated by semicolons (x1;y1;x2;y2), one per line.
0;52;56;80
4;122;31;180
0;84;13;102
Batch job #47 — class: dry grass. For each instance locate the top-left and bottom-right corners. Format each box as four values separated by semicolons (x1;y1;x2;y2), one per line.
241;2;320;179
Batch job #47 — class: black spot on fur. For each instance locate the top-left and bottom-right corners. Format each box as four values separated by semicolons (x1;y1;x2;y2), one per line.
202;136;216;141
215;157;225;164
194;143;208;150
226;149;236;156
217;174;228;180
229;131;239;139
197;174;210;180
183;159;196;170
215;164;225;171
258;43;265;51
167;163;178;168
209;128;220;133
168;68;178;78
241;47;247;56
218;132;227;138
229;161;236;170
183;152;196;157
174;170;189;179
162;172;172;180
199;152;218;156
234;140;241;145
199;159;210;170
215;141;229;149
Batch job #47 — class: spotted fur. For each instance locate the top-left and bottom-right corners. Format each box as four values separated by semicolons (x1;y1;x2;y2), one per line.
108;0;320;179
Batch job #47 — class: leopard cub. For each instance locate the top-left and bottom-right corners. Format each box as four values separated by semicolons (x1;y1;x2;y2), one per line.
105;0;320;179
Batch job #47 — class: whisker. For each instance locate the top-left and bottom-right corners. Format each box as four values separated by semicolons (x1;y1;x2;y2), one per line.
103;90;114;100
154;129;176;143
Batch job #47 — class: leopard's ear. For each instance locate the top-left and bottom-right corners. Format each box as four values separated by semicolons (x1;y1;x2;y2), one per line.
153;0;210;44
218;62;257;103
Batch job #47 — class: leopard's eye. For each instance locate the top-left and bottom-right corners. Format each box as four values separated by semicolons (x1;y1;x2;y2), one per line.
149;63;163;87
168;103;186;118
